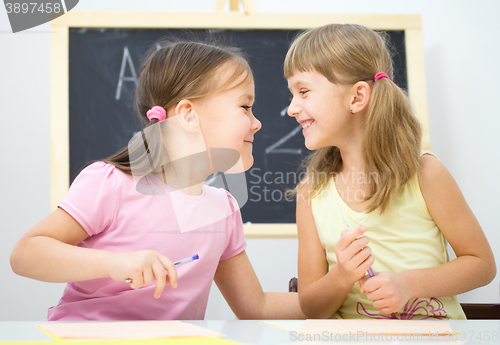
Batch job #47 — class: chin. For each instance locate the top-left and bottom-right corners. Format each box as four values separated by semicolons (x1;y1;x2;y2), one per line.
242;157;254;171
304;140;318;151
304;137;329;151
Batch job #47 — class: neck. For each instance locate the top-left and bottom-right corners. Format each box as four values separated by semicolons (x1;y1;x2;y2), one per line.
338;150;366;186
154;152;213;196
337;127;366;175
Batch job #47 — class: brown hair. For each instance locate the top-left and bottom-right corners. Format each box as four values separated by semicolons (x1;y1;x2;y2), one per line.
104;40;253;175
284;24;422;213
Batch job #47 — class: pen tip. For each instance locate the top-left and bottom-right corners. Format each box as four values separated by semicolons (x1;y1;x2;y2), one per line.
193;254;199;260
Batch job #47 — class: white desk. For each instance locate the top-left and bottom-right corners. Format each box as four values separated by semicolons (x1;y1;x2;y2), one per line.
0;320;499;344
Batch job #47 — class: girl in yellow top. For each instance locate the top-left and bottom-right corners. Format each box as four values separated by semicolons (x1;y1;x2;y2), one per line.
285;24;496;319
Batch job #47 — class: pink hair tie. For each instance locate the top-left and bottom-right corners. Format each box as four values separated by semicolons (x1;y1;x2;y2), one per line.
146;106;167;122
374;72;389;82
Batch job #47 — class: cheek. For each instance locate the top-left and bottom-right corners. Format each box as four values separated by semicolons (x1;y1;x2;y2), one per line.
242;118;252;135
204;115;251;149
302;99;318;117
233;117;251;138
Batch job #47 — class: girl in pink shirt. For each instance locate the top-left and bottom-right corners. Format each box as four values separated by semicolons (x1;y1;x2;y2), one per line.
10;41;305;321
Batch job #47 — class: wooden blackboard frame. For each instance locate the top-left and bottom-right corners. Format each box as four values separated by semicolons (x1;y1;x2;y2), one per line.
50;11;429;238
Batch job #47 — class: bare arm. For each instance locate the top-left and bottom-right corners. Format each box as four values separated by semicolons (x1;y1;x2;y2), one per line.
360;155;496;314
296;182;374;318
405;155;496;295
214;250;306;319
10;208;177;298
10;208;109;282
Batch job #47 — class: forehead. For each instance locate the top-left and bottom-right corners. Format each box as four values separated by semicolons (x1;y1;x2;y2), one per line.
287;69;327;86
212;65;254;97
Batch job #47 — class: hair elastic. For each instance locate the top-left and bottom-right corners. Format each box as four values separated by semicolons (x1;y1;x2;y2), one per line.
374;72;389;82
146;106;167;122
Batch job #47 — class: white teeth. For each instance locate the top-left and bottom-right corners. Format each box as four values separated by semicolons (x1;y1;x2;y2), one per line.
301;121;313;129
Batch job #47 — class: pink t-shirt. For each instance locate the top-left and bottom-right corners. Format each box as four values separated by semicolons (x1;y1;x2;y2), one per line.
48;162;246;321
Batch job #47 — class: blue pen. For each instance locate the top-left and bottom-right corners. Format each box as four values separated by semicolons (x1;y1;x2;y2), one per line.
173;254;199;266
125;254;199;283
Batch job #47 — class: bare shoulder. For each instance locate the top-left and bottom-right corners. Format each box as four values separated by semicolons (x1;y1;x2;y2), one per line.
417;154;455;197
297;176;313;196
417;153;469;227
418;154;448;179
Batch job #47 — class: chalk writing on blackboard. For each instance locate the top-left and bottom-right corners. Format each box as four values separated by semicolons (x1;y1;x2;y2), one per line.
115;46;137;101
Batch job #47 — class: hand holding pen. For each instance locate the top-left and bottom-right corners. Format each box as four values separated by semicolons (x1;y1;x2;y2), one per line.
108;251;198;299
334;226;375;285
338;210;375;278
125;254;198;283
347;226;375;278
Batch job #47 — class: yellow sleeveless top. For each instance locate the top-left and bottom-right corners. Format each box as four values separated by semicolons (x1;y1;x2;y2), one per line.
311;151;466;320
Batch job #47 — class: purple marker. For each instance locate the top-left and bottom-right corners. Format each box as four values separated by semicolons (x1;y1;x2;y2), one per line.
348;226;375;277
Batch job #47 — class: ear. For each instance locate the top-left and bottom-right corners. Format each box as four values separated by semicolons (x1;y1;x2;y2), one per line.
174;100;199;132
349;81;372;114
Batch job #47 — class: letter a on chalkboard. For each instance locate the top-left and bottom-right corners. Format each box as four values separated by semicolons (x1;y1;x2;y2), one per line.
115;46;137;100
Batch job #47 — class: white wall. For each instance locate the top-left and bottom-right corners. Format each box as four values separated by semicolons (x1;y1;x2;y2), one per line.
1;0;499;321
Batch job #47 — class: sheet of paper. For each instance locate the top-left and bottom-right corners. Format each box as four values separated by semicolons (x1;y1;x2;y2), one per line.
37;320;223;340
298;319;454;336
259;320;305;332
9;338;240;345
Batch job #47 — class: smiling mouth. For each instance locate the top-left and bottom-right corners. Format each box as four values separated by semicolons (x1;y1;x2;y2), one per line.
299;120;314;128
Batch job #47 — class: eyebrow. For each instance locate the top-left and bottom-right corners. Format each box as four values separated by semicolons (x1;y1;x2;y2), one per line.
287;80;308;91
239;93;255;102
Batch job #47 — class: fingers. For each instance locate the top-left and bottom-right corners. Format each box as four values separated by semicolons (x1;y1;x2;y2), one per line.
122;251;178;298
359;266;380;294
151;261;167;299
350;244;372;267
358;274;370;293
379;305;400;315
373;298;399;315
127;271;144;290
158;254;178;289
142;266;155;287
361;274;403;315
359;252;375;277
367;290;386;303
337;227;367;252
363;283;396;314
337;239;372;275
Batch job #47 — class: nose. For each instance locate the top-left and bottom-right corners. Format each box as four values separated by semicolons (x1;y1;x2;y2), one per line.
251;112;262;133
287;97;300;118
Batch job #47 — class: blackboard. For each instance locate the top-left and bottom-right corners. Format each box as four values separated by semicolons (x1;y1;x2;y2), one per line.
68;28;407;224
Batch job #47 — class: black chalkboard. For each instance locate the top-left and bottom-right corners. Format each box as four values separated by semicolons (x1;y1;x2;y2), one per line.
69;28;406;224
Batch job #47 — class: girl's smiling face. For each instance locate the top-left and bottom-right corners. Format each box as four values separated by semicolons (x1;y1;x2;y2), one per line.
287;70;353;150
194;65;261;171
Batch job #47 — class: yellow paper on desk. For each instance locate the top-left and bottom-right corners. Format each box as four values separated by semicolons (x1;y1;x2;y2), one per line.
259;320;305;332
298;319;453;336
1;340;239;345
37;320;223;340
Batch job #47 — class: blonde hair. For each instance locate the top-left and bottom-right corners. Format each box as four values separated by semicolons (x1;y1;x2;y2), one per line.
285;24;421;213
104;40;253;174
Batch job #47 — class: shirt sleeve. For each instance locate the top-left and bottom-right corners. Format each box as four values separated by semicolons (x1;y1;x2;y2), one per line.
58;162;118;236
220;191;247;261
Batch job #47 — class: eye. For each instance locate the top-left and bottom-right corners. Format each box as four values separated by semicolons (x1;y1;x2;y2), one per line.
299;90;309;95
242;105;252;111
